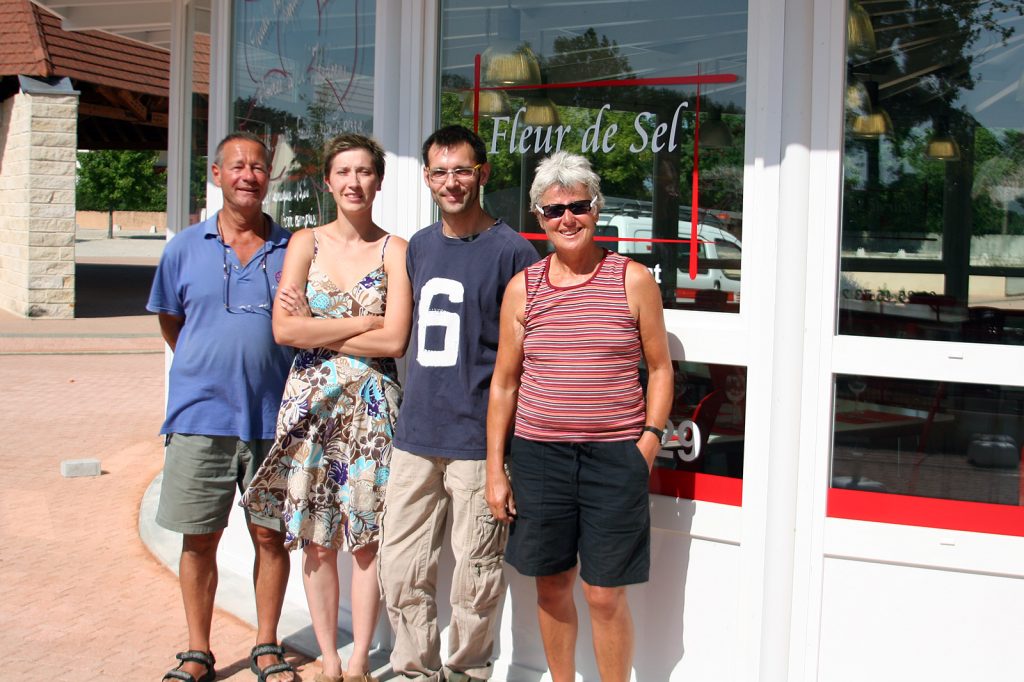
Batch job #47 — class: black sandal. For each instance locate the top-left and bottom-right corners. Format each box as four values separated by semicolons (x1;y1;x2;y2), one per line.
250;643;295;681
163;650;216;682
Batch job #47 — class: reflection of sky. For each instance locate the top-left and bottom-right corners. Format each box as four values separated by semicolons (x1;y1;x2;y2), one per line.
440;0;749;111
960;13;1024;130
871;6;1024;132
232;0;376;120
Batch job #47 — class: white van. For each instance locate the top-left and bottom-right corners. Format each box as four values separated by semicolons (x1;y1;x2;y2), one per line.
596;205;742;302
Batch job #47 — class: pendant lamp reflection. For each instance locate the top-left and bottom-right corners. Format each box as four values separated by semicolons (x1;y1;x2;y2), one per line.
851;109;893;138
699;110;733;148
850;80;891;139
523;96;560;126
925;116;959;161
482;44;541;87
847;1;876;60
925;134;961;161
482;6;541;87
461;90;511;118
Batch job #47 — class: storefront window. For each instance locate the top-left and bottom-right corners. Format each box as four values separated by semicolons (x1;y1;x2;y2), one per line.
833;2;1024;535
437;1;747;312
649;361;745;505
231;0;375;230
829;373;1024;535
839;1;1024;344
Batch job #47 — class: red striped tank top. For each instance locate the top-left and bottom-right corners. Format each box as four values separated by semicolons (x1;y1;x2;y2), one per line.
514;250;645;441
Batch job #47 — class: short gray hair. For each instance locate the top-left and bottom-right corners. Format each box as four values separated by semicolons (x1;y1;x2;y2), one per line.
213;131;272;168
529;151;605;212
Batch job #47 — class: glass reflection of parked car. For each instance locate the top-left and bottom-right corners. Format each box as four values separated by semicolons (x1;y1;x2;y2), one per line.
596;200;741;303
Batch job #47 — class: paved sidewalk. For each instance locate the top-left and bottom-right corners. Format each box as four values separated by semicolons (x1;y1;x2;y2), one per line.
0;235;326;680
0;353;318;680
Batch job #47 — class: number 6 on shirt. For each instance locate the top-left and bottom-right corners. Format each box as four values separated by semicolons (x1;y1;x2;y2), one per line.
417;277;464;367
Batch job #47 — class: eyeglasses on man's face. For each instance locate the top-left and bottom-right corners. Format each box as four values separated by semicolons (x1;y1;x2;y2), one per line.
223;246;273;315
425;163;482;184
536;197;597;220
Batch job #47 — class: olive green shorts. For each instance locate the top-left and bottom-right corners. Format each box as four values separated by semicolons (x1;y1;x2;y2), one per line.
155;433;283;535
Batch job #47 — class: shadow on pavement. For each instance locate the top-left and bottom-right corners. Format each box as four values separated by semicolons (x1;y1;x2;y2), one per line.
75;262;157;318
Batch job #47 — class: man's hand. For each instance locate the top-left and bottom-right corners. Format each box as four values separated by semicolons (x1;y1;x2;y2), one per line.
486;469;517;523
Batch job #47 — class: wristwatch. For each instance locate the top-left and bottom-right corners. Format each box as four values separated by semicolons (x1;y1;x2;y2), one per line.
642;425;665;441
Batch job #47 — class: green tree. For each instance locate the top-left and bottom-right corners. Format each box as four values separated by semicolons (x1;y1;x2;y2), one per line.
76;150;167;236
76;150;167;211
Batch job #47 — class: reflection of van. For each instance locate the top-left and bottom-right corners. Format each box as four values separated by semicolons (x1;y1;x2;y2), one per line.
596;209;742;300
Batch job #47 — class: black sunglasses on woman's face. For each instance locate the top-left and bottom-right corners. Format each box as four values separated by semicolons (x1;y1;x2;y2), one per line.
536;197;596;220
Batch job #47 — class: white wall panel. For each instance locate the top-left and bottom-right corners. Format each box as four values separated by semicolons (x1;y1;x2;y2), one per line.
819;557;1024;682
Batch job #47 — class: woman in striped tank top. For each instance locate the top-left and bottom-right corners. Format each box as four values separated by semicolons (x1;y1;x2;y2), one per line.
486;151;674;682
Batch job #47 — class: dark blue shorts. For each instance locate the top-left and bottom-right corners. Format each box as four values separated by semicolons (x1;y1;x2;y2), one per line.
504;437;651;587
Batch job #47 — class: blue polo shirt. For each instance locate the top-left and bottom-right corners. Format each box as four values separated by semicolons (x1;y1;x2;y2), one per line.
147;212;294;441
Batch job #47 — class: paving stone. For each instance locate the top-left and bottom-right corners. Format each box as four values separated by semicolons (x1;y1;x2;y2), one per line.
59;457;101;477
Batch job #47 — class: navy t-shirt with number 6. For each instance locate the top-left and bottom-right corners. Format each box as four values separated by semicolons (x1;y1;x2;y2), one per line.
393;219;539;460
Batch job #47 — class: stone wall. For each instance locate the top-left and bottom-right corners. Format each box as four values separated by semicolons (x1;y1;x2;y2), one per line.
0;89;79;318
76;210;167;231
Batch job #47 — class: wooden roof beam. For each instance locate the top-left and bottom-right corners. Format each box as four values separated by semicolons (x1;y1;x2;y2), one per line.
80;100;168;127
96;84;149;121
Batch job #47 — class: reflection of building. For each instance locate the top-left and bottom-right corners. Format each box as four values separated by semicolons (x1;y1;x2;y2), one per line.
23;1;1024;679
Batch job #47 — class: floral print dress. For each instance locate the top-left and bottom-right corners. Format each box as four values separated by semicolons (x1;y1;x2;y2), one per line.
242;232;401;552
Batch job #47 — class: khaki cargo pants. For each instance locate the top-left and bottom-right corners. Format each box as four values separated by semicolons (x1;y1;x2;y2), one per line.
379;447;508;681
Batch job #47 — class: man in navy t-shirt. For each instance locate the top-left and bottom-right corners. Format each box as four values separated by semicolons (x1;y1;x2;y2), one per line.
379;126;539;682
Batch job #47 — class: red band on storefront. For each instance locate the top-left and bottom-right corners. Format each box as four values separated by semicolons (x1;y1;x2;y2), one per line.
649;468;743;506
828;487;1024;537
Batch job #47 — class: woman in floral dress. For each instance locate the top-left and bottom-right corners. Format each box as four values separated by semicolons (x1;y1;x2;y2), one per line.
242;133;411;682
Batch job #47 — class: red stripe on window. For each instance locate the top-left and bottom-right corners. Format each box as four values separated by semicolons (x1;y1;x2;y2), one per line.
649;468;743;506
675;288;736;301
474;73;739;93
519;233;710;245
828;488;1024;537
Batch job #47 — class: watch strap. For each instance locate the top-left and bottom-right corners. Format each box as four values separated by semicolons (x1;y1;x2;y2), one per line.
642;425;664;441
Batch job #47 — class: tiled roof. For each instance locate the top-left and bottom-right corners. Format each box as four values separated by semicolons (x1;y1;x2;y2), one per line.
0;0;51;76
1;0;208;96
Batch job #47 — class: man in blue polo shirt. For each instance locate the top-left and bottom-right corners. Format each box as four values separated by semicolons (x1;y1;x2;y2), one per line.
148;132;296;682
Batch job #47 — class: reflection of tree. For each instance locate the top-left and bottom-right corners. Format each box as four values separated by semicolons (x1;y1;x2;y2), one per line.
844;1;1024;244
544;29;638;108
973;156;1024;234
290;81;348;223
235;80;357;229
440;25;746;220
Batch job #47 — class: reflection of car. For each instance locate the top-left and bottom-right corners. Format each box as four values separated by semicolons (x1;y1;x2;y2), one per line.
596;209;742;301
677;224;741;298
